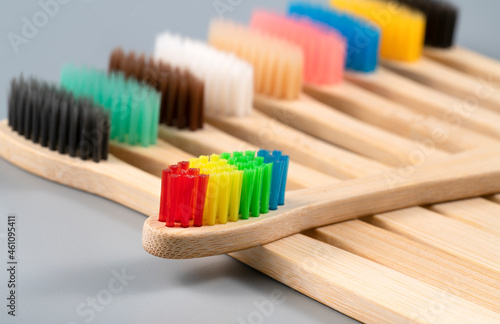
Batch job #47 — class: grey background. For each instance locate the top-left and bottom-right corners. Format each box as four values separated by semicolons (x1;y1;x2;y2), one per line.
0;0;498;323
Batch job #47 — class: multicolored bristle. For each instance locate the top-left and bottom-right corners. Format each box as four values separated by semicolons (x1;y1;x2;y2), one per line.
8;76;110;162
208;19;303;100
331;0;426;62
250;10;347;85
154;32;254;117
381;0;457;48
60;65;161;147
109;47;205;130
288;2;380;73
158;150;289;227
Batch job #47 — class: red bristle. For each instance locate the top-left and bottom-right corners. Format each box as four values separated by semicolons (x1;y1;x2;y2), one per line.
169;164;180;174
188;168;200;176
194;174;209;227
180;175;196;228
189;173;198;220
158;169;172;222
166;174;180;227
173;174;183;223
179;161;190;171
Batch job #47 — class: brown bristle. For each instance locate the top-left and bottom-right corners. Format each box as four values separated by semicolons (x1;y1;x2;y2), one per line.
108;47;204;131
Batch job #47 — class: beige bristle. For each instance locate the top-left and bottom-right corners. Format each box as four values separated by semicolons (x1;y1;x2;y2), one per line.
208;19;303;100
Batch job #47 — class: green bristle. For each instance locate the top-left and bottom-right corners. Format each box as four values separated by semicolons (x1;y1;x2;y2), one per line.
239;166;256;219
251;165;264;217
220;152;231;160
60;64;160;147
260;163;273;214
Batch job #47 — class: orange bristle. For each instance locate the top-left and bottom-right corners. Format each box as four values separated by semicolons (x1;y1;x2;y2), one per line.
208;19;303;100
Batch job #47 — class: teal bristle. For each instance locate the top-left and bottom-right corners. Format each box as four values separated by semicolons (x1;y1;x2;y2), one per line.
60;64;161;146
288;2;380;73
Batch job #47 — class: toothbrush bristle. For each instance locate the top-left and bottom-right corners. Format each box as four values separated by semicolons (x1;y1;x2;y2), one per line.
250;10;347;85
60;64;161;147
208;19;303;100
109;48;205;130
158;150;289;227
381;0;457;48
8;76;110;162
288;2;380;73
331;0;426;62
154;32;254;118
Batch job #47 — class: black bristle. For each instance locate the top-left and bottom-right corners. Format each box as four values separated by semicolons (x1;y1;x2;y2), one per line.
31;90;41;143
23;87;33;140
100;109;110;160
39;92;52;147
8;75;109;162
67;96;79;157
79;101;91;161
91;107;101;163
16;84;27;135
48;93;60;151
58;95;69;155
383;0;458;48
8;79;17;128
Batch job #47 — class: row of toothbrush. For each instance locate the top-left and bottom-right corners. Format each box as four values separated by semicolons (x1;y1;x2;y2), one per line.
7;0;457;230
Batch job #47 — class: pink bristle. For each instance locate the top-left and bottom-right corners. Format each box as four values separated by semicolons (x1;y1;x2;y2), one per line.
250;10;346;85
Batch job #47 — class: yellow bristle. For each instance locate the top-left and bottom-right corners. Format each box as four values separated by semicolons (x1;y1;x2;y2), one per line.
194;154;244;225
204;172;220;226
331;0;425;62
208;19;303;100
229;170;244;222
189;158;199;169
217;172;231;224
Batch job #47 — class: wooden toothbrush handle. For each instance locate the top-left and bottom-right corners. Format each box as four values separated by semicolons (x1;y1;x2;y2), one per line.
253;93;449;167
143;144;500;259
424;46;500;82
0;120;161;216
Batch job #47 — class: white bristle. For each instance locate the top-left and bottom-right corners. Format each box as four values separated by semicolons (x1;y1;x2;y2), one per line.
154;32;254;117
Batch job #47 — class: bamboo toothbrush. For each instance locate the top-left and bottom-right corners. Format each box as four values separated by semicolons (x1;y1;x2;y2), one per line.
142;144;500;259
2;76;162;215
330;0;500;113
144;152;500;317
388;0;500;83
5;82;500;321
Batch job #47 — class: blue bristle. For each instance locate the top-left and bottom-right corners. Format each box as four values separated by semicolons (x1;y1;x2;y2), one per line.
288;2;380;73
269;156;282;210
278;155;289;206
257;149;272;163
258;149;290;210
